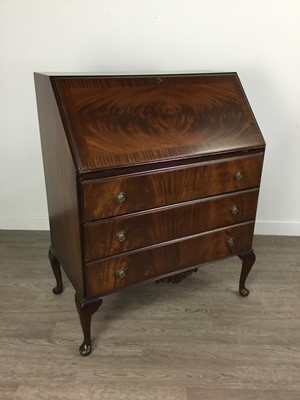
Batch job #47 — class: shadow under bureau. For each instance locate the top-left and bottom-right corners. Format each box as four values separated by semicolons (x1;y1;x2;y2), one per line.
34;72;265;356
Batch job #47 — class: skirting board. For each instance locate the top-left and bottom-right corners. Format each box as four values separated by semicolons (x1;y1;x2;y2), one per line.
0;216;300;236
0;216;49;231
255;221;300;236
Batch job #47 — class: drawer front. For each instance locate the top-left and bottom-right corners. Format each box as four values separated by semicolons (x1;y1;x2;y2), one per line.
86;222;254;297
82;153;264;221
84;189;259;261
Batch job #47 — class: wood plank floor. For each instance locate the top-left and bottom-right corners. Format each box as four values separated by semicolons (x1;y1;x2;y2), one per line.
0;230;299;400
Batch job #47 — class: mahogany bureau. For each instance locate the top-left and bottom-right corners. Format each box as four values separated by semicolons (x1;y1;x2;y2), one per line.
34;72;265;356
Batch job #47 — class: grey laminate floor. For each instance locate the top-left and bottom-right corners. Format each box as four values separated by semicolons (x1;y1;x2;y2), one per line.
0;230;299;400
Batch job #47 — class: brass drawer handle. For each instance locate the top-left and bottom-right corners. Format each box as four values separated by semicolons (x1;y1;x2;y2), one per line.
226;237;235;247
116;267;127;279
115;192;126;204
116;230;127;242
234;170;243;181
231;205;239;215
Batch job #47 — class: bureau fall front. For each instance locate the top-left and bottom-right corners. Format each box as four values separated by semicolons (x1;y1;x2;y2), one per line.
35;73;265;356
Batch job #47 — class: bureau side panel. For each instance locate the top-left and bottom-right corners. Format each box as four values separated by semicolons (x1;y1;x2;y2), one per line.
34;73;83;293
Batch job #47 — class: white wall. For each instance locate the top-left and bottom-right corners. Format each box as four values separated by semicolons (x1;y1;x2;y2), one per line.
0;0;299;235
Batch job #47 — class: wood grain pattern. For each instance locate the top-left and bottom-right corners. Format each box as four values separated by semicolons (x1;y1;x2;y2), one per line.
34;74;84;293
35;72;265;356
1;231;300;399
53;73;265;172
86;222;254;297
82;153;263;221
187;388;300;400
84;189;259;261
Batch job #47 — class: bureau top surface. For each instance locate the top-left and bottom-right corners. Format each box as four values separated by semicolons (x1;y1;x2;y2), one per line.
50;73;265;173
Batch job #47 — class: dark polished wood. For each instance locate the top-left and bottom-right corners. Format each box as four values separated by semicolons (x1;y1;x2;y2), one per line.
84;189;259;261
35;74;84;293
86;222;255;297
238;250;256;297
35;72;265;355
82;154;263;221
52;74;265;173
75;292;103;356
48;247;63;294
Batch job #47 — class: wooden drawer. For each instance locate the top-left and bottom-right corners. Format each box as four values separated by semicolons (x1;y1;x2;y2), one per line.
86;221;254;296
84;189;259;261
82;154;263;222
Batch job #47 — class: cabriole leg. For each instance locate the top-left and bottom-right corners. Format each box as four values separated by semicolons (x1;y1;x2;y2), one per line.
75;292;103;356
48;247;63;295
238;250;256;297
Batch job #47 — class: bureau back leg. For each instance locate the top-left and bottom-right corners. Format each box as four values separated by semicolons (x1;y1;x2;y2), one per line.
48;247;63;295
238;250;256;297
75;292;103;356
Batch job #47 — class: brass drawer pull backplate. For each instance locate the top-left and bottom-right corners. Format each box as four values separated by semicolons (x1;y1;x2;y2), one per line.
234;170;243;181
116;230;127;242
115;192;126;204
231;205;239;215
116;267;127;279
226;237;235;247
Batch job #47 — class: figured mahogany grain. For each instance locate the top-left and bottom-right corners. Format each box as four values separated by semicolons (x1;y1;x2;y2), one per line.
82;153;263;221
34;73;84;293
86;222;255;297
84;189;259;261
35;72;265;356
52;73;265;173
